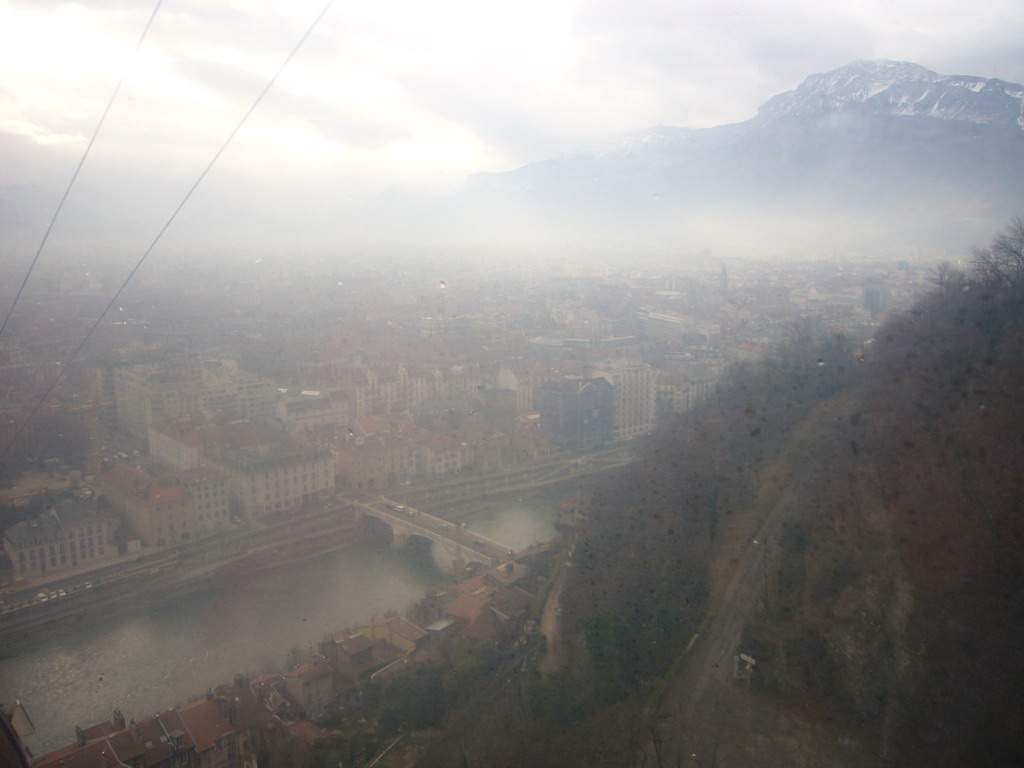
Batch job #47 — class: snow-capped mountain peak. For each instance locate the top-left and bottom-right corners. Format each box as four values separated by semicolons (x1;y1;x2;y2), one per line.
458;60;1024;255
758;59;1024;128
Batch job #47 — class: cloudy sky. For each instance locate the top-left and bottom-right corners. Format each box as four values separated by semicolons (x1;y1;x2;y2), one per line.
1;0;1022;253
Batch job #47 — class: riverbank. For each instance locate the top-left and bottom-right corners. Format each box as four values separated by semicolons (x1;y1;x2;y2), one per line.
4;540;444;756
0;481;579;653
0;509;362;652
2;490;566;756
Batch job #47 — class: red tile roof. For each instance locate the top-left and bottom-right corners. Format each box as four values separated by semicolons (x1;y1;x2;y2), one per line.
176;700;232;753
228;685;278;730
98;464;153;492
35;739;129;768
454;574;487;595
288;721;327;746
339;633;373;656
80;719;118;742
285;663;333;683
98;466;189;506
445;592;489;623
462;604;501;643
39;710;193;768
385;615;428;643
486;560;529;587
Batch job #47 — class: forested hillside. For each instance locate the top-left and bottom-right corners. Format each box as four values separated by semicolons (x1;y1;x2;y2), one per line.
417;221;1024;768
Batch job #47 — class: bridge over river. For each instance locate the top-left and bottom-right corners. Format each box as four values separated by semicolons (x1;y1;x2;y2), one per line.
348;495;514;573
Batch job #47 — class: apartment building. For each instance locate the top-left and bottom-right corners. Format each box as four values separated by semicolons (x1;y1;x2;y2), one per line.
203;442;334;519
99;465;198;547
332;432;413;490
176;467;231;537
655;370;718;419
275;390;350;434
3;500;114;577
148;416;224;470
536;377;615;451
592;362;656;441
115;359;277;439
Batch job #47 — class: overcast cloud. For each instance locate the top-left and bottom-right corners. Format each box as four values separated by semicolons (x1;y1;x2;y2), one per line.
1;0;1022;254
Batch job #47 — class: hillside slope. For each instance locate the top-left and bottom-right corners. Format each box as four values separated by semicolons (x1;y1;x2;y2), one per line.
642;233;1024;766
414;222;1024;768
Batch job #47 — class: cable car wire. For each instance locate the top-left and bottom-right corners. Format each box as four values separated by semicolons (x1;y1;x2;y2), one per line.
0;0;165;342
0;0;336;465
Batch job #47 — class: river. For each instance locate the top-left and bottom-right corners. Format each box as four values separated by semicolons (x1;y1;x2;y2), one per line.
0;490;562;756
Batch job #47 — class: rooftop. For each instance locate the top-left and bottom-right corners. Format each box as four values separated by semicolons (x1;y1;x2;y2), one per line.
4;500;105;546
99;466;188;506
171;467;226;485
284;663;333;683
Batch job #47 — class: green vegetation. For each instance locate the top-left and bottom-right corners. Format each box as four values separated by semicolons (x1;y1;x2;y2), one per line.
524;670;588;725
376;665;446;735
371;646;508;735
300;734;351;768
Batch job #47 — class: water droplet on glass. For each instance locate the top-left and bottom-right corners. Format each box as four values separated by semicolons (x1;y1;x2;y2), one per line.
439;280;447;289
962;284;971;292
336;281;343;286
816;359;826;367
653;193;661;202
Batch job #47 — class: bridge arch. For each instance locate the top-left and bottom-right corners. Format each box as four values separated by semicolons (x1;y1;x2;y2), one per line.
351;498;509;575
357;513;395;545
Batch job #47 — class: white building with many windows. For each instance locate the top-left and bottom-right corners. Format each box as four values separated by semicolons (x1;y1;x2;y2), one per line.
3;499;115;577
203;442;334;519
592;362;657;441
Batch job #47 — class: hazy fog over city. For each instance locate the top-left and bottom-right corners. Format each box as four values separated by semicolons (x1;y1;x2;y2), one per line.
2;2;1024;767
2;0;1024;257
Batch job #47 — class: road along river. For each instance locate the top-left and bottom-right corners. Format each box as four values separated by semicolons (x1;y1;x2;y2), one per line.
0;489;565;756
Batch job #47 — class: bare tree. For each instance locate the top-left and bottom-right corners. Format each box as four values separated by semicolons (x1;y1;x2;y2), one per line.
930;261;967;295
972;215;1024;288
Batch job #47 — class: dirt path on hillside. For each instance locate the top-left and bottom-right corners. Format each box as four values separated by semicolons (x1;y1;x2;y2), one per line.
640;392;872;767
538;572;566;676
538;534;577;677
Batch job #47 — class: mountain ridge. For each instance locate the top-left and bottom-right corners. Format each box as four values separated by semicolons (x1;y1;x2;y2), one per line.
560;60;1024;162
455;59;1024;253
756;59;1024;126
4;60;1022;257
